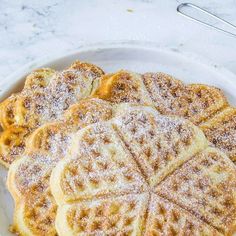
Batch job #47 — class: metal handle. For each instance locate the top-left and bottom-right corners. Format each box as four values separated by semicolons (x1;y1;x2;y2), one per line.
177;3;236;38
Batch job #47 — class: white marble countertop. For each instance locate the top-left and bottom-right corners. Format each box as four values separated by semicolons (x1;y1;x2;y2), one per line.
1;0;236;79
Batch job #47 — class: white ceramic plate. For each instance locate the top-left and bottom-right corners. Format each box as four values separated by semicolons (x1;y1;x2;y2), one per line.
0;41;236;236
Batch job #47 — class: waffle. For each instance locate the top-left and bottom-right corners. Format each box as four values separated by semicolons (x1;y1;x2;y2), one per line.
0;61;105;166
1;68;234;166
156;147;236;235
92;71;153;105
92;71;236;164
49;106;236;235
93;71;228;125
142;73;228;124
0;68;55;130
14;63;103;128
8;99;139;235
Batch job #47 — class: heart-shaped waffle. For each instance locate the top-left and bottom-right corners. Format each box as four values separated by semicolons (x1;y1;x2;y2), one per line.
2;63;236;235
50;106;236;235
8;99;141;235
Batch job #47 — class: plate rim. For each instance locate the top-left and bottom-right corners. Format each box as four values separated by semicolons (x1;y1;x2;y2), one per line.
1;40;236;100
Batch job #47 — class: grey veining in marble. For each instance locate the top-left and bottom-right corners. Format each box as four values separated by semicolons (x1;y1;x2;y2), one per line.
0;0;236;80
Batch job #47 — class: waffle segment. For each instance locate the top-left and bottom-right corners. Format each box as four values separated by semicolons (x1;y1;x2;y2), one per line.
13;190;57;236
112;108;208;186
92;71;153;105
24;68;56;90
156;147;236;235
142;72;228;125
145;194;221;235
56;194;149;236
50;122;148;204
3;60;236;236
0;94;19;129
0;126;29;168
50;106;236;235
15;69;93;128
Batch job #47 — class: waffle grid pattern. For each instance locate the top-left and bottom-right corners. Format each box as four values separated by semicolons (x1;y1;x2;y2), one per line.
50;109;236;235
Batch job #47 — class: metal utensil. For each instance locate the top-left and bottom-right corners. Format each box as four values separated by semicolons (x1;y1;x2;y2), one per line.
177;3;236;38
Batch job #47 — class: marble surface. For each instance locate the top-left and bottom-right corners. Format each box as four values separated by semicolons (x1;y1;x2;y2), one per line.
0;0;236;80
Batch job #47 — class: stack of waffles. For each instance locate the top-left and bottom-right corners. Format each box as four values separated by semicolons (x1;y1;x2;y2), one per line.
0;61;105;167
1;60;236;235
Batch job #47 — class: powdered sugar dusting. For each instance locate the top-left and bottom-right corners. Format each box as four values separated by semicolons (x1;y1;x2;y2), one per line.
0;62;105;166
142;72;227;125
19;69;94;127
14;98;114;193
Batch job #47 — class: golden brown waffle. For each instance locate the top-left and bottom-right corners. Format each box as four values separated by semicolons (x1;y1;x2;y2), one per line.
1;68;234;167
145;194;220;235
0;68;56;130
200;107;236;163
142;73;228;124
0;61;105;166
94;71;228;125
7;98;122;235
3;62;236;235
14;65;103;128
49;106;236;235
92;71;153;105
92;71;236;164
0;94;20;129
